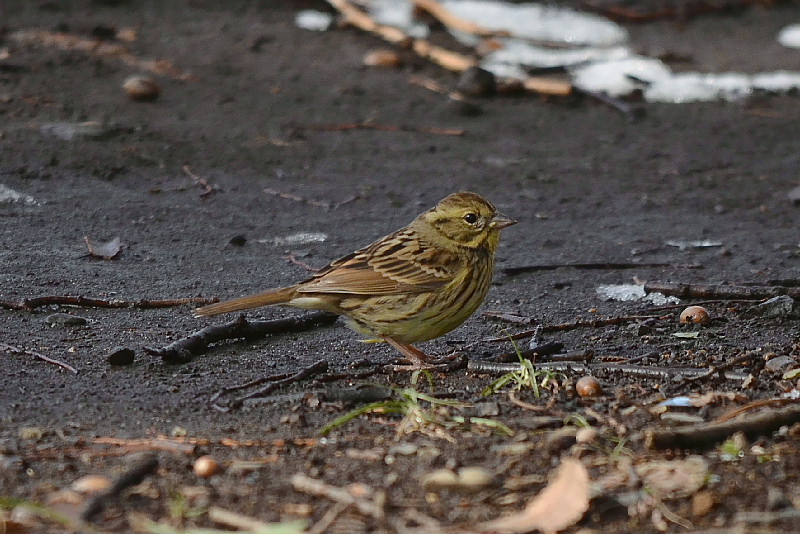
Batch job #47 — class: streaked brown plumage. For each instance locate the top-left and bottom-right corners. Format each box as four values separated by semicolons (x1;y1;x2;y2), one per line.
194;192;515;366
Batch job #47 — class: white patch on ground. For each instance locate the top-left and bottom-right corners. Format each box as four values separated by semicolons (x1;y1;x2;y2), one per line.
295;10;333;32
0;184;39;206
265;232;329;246
778;23;800;49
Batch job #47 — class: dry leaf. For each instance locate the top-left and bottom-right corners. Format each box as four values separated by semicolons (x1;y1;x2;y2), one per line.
636;455;707;500
85;236;123;259
480;458;590;534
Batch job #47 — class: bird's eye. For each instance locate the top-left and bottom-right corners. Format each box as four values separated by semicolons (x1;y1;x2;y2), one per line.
463;213;478;224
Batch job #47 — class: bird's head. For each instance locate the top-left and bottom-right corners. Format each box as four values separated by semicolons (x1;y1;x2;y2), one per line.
419;191;516;251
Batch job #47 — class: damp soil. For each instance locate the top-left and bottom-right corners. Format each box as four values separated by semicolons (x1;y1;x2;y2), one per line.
1;1;800;533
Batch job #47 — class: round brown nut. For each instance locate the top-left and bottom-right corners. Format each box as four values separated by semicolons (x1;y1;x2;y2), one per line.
193;455;220;477
679;305;711;325
575;376;603;397
123;75;161;101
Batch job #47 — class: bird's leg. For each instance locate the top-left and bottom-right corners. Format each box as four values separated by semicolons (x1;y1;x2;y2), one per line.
384;337;434;370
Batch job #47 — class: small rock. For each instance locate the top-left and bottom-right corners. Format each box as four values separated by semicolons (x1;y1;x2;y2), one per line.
107;347;135;366
122;75;161;101
788;185;800;206
456;66;496;97
71;475;112;494
45;313;87;327
18;427;45;441
743;295;799;318
228;234;247;246
691;490;715;517
764;355;796;372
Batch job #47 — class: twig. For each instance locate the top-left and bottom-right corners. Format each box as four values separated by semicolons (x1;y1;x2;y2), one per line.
81;453;159;521
208;506;276;532
210;360;328;411
412;0;510;38
182;165;219;198
92;436;196;455
645;403;800;450
673;351;760;389
143;312;338;364
483;315;662;342
643;282;800;300
264;188;332;209
292;122;464;136
327;0;572;96
291;473;385;521
467;360;749;381
285;253;321;272
714;397;800;423
502;261;687;276
0;295;215;312
0;342;78;374
582;0;763;23
9;29;194;81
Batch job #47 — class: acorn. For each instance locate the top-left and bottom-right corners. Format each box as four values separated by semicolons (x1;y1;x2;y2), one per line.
679;305;711;325
575;376;603;397
123;75;161;101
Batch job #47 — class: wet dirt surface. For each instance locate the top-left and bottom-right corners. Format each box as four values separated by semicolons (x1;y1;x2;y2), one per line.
1;1;800;532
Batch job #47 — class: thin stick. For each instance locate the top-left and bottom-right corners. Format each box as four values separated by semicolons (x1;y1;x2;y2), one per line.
81;453;159;521
291;473;385;520
483;315;662;342
9;30;194;81
645;403;800;450
208;507;275;532
412;0;510;38
0;295;215;312
644;281;800;300
502;262;680;275
182;165;219;198
143;312;338;364
0;342;78;374
292;122;464;136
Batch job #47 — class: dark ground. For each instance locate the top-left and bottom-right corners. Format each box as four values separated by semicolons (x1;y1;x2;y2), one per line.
1;1;800;533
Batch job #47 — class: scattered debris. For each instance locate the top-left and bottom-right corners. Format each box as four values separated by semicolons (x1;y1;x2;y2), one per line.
182;165;220;198
84;236;123;260
0;295;215;312
10;29;194;81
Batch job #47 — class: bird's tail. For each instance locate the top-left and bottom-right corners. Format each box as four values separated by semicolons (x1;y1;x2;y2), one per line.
193;286;296;317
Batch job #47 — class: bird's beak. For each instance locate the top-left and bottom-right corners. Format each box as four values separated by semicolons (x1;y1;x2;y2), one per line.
491;213;517;229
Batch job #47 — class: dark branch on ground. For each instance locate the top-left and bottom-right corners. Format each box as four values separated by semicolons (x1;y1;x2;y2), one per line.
143;312;339;364
0;295;217;312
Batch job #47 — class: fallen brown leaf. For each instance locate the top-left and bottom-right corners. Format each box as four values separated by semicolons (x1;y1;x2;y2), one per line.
479;458;590;534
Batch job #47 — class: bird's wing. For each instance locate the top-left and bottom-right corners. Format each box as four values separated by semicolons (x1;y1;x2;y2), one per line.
297;229;461;295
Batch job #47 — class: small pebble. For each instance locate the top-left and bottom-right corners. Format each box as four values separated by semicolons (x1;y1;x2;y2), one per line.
193;455;220;477
456;66;496;97
228;234;247;246
764;355;796;372
107;346;135;366
692;490;715;517
420;468;458;490
123;75;161;101
45;313;87;327
744;295;798;318
19;427;45;441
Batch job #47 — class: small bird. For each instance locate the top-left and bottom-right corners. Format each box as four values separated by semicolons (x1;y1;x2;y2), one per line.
194;192;516;367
